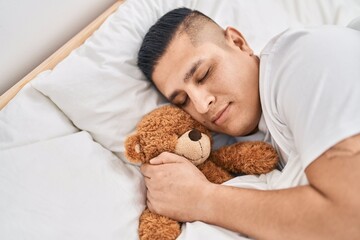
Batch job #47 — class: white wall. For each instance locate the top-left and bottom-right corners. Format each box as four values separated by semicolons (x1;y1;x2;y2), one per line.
0;0;116;95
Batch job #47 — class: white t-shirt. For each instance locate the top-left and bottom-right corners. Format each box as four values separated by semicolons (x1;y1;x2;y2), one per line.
258;26;360;188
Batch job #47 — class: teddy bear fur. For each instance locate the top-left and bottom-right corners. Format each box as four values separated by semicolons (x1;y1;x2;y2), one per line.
125;105;278;240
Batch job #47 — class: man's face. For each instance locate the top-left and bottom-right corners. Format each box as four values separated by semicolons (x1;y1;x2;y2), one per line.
152;27;261;136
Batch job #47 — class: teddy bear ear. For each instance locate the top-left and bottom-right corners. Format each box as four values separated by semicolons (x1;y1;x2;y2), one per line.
124;132;145;164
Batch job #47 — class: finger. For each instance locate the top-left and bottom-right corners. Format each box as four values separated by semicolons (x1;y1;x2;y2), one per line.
147;199;154;213
144;175;151;187
140;163;152;178
150;152;187;165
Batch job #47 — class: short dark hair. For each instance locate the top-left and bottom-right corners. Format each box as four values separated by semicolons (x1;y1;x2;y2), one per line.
137;7;216;81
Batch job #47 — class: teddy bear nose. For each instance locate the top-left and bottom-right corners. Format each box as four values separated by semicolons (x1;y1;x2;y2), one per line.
188;129;202;141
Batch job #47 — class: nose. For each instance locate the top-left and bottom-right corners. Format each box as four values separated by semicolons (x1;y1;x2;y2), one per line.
189;88;215;114
188;129;202;141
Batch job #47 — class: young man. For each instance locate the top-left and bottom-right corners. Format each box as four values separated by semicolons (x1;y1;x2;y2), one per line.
138;8;360;239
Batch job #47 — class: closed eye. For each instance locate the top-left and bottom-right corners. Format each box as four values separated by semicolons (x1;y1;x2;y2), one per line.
174;65;213;107
178;96;189;107
173;92;189;107
197;67;211;84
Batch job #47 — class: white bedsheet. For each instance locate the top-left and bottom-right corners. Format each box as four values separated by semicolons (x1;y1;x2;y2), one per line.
1;0;359;239
0;81;145;239
0;131;144;239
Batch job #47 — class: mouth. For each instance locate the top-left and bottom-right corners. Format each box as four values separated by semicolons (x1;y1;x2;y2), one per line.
180;153;207;166
191;157;207;166
211;103;230;125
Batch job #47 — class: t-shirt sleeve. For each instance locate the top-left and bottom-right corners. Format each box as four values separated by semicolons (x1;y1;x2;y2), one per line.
260;26;360;168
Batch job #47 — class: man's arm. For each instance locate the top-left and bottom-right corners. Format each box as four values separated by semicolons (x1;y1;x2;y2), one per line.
141;134;360;239
197;133;360;239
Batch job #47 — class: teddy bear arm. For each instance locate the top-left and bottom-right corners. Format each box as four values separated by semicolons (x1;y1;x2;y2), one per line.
211;141;279;175
139;208;181;240
198;160;233;184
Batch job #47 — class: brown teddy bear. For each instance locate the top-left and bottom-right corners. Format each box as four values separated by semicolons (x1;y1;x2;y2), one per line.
125;105;278;240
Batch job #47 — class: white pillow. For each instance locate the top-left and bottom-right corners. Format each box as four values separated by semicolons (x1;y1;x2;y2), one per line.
31;0;291;160
0;71;78;150
348;16;360;30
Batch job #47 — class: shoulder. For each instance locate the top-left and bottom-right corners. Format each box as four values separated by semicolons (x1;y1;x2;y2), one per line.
259;25;360;92
259;25;360;108
259;25;360;169
261;25;360;57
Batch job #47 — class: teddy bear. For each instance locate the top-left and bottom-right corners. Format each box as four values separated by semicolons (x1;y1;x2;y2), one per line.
125;105;278;240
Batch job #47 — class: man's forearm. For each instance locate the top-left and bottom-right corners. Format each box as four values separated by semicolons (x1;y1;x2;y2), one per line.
200;183;335;239
198;134;360;240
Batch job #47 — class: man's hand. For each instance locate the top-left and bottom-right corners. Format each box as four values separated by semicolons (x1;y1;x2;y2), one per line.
140;152;211;222
140;134;360;239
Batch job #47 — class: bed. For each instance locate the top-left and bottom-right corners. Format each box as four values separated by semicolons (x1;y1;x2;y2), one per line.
1;0;359;239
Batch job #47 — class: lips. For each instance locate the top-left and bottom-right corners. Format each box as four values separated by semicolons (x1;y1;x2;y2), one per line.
211;104;230;125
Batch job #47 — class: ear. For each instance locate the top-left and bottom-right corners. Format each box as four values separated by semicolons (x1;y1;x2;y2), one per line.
224;26;254;56
124;132;144;164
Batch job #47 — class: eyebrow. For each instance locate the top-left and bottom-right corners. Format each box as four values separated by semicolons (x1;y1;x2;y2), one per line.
168;59;203;102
